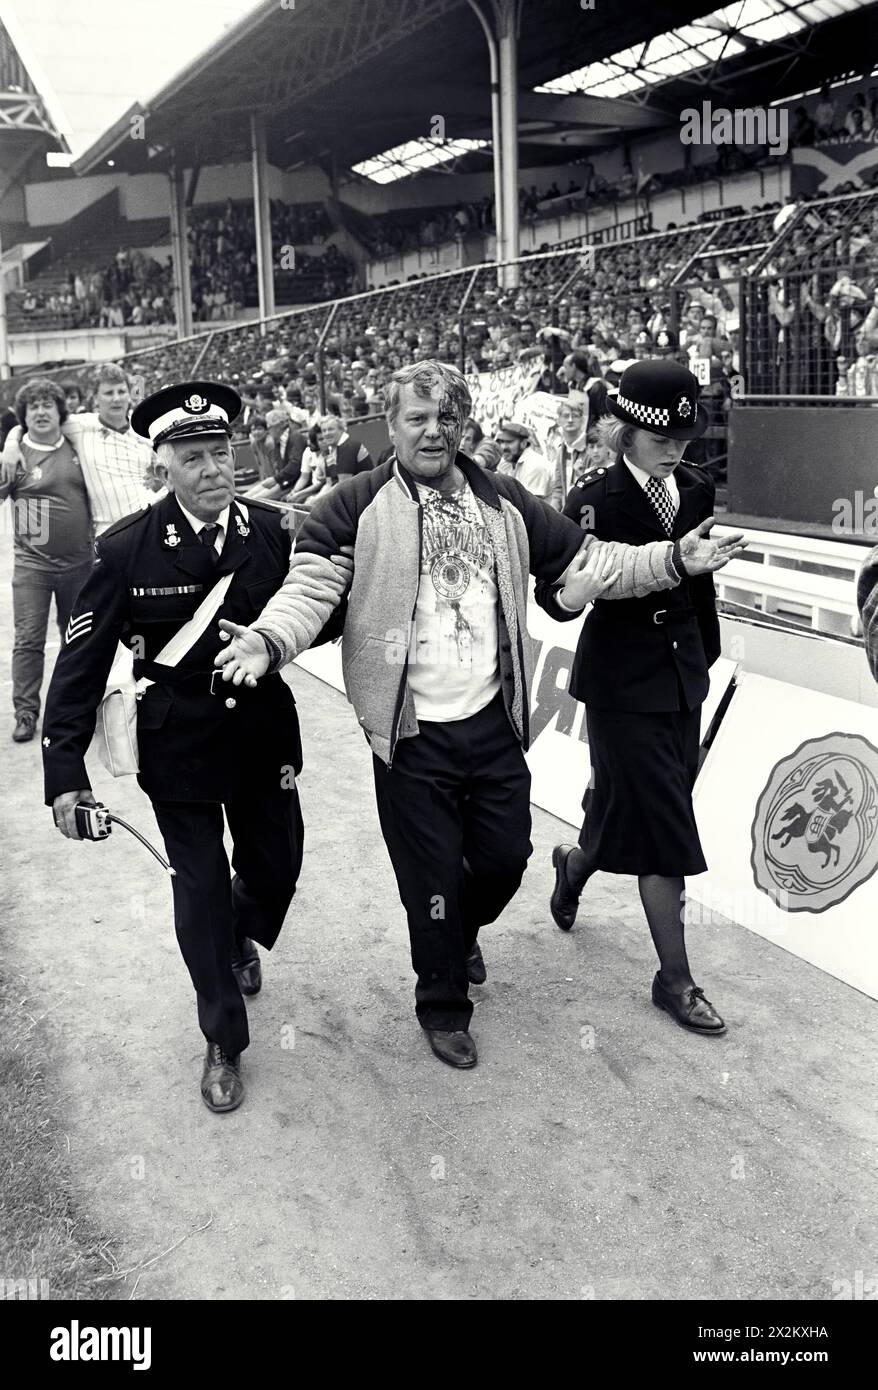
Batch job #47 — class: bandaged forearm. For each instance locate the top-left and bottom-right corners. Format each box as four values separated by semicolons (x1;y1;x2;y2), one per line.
581;534;681;599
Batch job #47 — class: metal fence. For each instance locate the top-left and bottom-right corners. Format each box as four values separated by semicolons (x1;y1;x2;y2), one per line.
10;189;878;425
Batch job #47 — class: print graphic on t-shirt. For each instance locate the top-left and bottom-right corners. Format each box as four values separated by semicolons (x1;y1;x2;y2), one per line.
420;486;492;654
409;483;501;722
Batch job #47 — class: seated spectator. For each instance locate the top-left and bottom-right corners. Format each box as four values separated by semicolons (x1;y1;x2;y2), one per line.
322;412;373;481
247;415;273;481
288;423;329;507
244;407;306;500
495;418;553;500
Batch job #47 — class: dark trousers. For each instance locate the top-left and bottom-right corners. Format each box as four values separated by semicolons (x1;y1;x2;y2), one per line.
151;786;303;1055
12;560;93;719
372;692;532;1030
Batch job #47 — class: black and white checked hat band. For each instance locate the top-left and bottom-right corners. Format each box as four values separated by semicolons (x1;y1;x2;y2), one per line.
615;392;671;429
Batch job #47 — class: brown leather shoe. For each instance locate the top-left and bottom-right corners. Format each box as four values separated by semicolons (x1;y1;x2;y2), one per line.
200;1042;244;1112
425;1028;478;1069
651;973;726;1035
550;844;581;931
465;942;487;984
231;938;262;996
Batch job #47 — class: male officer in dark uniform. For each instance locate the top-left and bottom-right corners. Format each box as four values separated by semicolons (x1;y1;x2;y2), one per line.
537;359;728;1035
42;381;349;1114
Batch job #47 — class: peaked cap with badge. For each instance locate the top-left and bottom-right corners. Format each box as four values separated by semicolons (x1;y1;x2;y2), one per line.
131;381;242;450
608;359;707;441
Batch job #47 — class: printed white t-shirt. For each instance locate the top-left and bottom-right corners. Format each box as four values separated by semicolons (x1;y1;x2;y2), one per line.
408;481;501;721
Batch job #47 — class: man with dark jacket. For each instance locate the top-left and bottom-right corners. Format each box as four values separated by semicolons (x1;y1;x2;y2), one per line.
215;361;745;1070
42;381;350;1115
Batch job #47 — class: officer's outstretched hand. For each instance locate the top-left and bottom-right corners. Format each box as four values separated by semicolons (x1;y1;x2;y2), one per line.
679;517;747;574
53;790;96;841
215;623;270;686
559;543;621;610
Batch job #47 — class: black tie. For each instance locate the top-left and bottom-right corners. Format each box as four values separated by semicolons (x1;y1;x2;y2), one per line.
199;524;219;564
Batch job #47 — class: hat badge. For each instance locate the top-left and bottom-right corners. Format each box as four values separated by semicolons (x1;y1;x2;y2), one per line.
183;393;209;414
675;395;692;419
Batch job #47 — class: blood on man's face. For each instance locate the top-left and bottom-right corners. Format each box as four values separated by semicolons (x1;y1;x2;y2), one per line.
390;381;464;480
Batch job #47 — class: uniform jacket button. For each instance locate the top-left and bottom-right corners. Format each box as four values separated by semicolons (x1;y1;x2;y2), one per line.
672;640;678;650
225;697;237;709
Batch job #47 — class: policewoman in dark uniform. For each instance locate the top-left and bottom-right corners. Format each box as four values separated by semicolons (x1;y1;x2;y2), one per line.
42;381;347;1114
535;360;727;1035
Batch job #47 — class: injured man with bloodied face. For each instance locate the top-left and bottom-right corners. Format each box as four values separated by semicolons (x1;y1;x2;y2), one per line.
214;359;747;1071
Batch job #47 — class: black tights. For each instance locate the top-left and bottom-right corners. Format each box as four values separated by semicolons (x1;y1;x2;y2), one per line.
566;847;694;990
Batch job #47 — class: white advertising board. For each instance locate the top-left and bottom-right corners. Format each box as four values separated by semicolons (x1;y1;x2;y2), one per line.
690;675;878;998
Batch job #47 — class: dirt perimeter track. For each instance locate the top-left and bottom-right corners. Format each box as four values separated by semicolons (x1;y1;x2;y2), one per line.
2;536;876;1301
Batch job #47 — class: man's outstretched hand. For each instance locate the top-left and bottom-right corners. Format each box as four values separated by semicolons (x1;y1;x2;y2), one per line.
215;543;356;685
679;517;747;575
215;623;271;685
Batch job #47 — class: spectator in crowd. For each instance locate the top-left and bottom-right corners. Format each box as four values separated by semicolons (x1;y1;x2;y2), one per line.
548;392;592;511
461;418;484;455
0;377;94;744
245;408;307;500
247;415;273;480
473;438;501;471
321;412;373;481
288;422;331;508
814;84;836;139
495;418;554;500
61;382;86;415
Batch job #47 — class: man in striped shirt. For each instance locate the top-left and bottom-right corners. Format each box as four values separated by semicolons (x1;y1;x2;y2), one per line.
2;364;161;535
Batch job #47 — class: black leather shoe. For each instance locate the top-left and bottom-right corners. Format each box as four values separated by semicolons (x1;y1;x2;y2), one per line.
200;1042;244;1112
466;942;487;984
651;973;726;1035
12;713;37;743
231;938;262;996
425;1028;478;1069
550;844;581;931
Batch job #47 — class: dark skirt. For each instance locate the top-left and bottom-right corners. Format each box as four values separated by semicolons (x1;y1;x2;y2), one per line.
579;704;707;876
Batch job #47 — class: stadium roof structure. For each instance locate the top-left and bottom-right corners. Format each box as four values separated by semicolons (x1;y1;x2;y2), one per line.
0;9;70;192
71;0;878;182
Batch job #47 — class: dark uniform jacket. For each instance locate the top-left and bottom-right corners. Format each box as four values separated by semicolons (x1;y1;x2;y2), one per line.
42;492;314;805
534;455;721;713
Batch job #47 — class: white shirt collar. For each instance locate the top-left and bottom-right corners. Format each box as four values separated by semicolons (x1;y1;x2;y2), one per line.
176;499;230;549
623;454;679;507
23;433;65;453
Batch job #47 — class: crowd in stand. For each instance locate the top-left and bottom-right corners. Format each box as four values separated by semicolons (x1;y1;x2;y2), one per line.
746;191;878;396
9;197;356;334
188;198;353;319
788;84;878;146
14;247;176;330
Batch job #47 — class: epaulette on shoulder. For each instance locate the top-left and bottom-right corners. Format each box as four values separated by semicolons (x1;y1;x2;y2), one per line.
99;507;152;543
572;467;607;489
